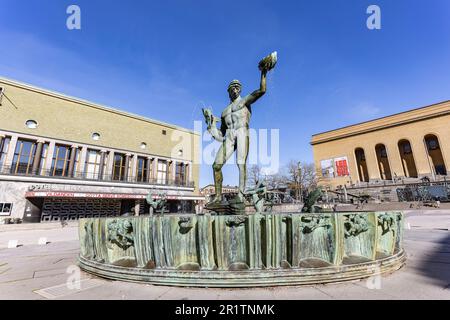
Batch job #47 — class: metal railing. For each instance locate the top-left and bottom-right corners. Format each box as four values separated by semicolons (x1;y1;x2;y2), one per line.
344;175;449;190
0;165;195;188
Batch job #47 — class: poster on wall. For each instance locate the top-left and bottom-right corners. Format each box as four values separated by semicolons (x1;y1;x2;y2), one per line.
321;159;335;178
334;157;350;177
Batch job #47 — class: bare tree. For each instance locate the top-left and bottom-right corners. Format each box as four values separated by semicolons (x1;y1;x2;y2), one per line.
301;163;318;191
247;164;263;188
286;161;301;201
264;172;286;190
248;165;286;190
285;161;317;202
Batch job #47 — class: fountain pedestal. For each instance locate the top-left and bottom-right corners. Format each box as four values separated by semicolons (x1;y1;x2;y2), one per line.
78;211;405;287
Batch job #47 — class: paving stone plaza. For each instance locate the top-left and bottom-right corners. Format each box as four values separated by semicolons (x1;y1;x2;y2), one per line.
0;210;449;300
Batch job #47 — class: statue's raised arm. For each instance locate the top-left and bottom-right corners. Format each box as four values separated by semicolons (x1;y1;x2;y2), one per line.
246;52;277;105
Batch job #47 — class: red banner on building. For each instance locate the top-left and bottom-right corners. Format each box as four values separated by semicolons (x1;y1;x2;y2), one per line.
334;157;349;177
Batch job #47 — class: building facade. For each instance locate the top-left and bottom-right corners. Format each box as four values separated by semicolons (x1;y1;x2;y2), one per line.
200;184;239;203
312;101;450;190
0;77;203;222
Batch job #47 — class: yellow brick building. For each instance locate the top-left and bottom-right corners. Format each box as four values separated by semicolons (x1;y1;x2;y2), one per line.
0;77;203;222
311;101;450;190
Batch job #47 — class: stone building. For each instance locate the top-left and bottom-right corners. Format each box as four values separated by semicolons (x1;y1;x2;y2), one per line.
312;100;450;192
200;184;239;203
0;77;203;223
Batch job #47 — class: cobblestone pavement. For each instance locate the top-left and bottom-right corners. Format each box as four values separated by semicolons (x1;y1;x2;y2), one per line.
0;211;449;300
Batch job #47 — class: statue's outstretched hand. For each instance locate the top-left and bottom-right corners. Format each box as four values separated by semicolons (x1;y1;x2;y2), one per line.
202;108;224;142
202;108;213;128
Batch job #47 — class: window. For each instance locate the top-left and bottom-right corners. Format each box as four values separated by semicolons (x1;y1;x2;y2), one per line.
157;160;168;184
175;163;186;185
402;142;412;154
0;203;13;216
427;139;439;150
112;153;127;181
140;143;147;150
0;136;11;169
162;130;167;135
435;165;446;176
11;139;37;174
25;120;38;129
136;157;149;182
85;149;103;179
50;145;72;177
92;133;101;141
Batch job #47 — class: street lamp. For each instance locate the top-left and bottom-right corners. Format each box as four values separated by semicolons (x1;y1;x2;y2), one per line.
297;161;303;203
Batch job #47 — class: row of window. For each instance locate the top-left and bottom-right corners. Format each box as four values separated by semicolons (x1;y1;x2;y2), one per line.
0;137;189;185
354;135;447;182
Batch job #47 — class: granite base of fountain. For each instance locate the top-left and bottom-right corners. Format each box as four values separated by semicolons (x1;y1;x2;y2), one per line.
78;211;405;287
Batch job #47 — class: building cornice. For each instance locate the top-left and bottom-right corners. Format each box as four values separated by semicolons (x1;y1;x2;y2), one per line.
311;100;450;145
0;175;195;192
0;76;200;136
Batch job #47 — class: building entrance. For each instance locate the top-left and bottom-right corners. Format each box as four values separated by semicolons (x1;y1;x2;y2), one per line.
38;198;121;222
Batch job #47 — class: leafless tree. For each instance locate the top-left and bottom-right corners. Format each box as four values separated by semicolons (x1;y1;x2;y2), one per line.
247;164;263;187
285;161;317;201
264;172;286;190
301;163;318;190
248;165;287;190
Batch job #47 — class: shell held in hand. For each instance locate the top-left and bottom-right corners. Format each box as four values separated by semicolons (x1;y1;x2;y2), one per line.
259;51;278;72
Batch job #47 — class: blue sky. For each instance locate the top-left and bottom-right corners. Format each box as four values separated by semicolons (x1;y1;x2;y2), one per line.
1;0;449;187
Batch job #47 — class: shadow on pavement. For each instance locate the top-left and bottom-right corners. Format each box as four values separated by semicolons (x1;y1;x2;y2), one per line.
416;232;450;289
